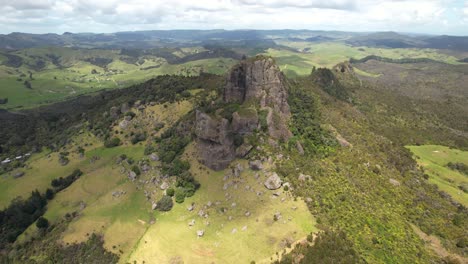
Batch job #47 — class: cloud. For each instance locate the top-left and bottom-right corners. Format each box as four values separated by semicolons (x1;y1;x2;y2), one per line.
0;0;466;35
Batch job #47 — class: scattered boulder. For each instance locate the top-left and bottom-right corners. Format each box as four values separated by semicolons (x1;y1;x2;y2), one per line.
160;182;169;190
119;119;130;129
249;160;263;171
235;143;253;158
149;153;159;161
109;106;120;119
13;171;25;178
245;211;251;217
305;197;313;203
197;230;204;237
128;171;137;181
241;226;247;231
389;178;401;186
232;163;243;177
264;172;282;190
298;173;311;182
151;202;157;210
296;141;305;155
189;219;195;226
187;203;195;211
120;103;129;114
231;228;237;234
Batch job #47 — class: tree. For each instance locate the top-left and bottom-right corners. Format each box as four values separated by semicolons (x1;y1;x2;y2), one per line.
156;196;173;211
104;137;121;148
36;217;49;229
45;188;55;200
166;188;175;197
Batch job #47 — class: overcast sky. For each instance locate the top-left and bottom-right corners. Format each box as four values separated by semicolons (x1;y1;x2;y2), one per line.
0;0;467;35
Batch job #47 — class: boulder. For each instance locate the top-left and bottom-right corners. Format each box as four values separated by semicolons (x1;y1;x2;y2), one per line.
109;106;120;119
249;160;263;170
119;119;130;129
120;102;130;114
264;173;282;190
160;182;169;190
235;143;253;158
389;178;401;186
189;219;195;226
149;153;159;161
298;173;311;182
151;202;157;210
128;171;137;181
197;230;204;237
296;141;305;155
13;171;25;178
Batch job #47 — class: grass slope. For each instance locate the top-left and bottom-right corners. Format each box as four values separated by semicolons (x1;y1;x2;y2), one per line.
128;144;316;264
407;145;468;206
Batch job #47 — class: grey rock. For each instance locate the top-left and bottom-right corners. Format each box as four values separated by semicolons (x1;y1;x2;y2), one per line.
296;141;305;155
160;182;169;190
128;170;137;181
197;230;204;237
119;119;130;129
235;143;253;158
13;171;25;178
149;153;159;161
389;178;401;186
249;160;263;171
264;172;282;190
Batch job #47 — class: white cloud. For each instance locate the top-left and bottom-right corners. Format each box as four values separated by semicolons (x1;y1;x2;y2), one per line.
0;0;466;35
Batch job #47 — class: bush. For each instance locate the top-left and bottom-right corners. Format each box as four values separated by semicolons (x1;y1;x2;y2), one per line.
104;137;121;148
156;196;173;211
45;188;55;200
131;165;141;176
36;217;49;229
166;188;175;197
175;188;185;203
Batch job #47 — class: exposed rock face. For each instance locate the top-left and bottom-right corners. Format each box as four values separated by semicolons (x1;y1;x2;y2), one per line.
195;110;236;170
224;57;290;116
195;56;291;170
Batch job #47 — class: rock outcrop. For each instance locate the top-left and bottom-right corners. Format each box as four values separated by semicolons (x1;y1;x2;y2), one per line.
195;110;236;170
195;56;292;170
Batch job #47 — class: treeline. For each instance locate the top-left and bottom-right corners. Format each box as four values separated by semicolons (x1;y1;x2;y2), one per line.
0;169;83;250
0;190;47;249
447;162;468;175
2;221;119;263
51;169;83;192
350;55;439;64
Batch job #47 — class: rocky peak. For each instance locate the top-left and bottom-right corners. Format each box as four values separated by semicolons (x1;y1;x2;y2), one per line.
224;56;290;116
195;56;292;170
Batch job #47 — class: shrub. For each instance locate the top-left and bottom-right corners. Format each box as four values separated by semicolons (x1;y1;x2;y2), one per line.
156;196;173;211
104;137;121;148
175;189;185;203
166;188;175;197
36;217;49;229
131;165;141;176
45;188;55;200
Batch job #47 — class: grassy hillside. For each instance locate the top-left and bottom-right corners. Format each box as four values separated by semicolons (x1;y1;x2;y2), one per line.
407;145;467;206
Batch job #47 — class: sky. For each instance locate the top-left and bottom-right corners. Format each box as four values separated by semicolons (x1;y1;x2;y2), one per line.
0;0;467;35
